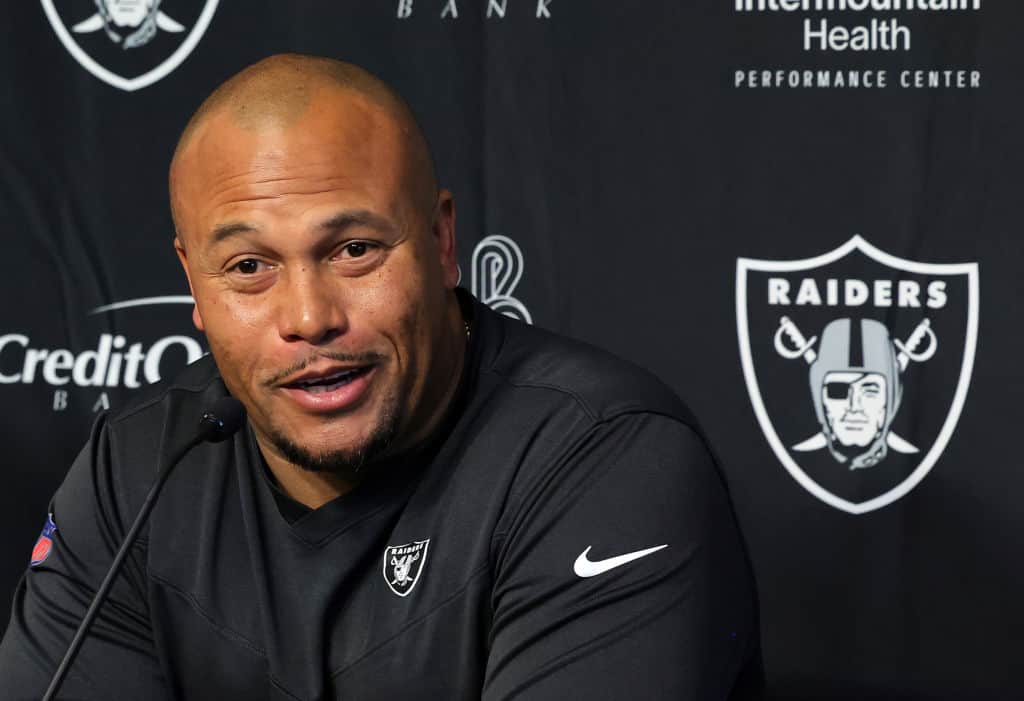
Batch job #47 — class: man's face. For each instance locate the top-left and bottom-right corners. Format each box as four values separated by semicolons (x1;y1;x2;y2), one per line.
822;371;888;448
105;0;153;27
173;91;458;475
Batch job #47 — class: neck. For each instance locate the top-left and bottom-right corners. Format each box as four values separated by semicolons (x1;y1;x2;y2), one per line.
387;292;469;458
261;457;357;510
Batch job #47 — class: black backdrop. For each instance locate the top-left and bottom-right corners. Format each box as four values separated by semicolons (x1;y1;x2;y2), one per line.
2;1;1021;698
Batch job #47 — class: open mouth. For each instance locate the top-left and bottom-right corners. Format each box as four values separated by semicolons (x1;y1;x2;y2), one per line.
288;366;372;394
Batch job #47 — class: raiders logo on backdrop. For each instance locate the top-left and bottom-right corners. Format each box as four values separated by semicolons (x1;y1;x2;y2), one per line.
736;236;978;514
41;0;219;91
383;540;429;597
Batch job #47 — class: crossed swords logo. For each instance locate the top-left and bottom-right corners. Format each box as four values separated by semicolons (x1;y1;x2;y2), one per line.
774;316;937;455
72;0;184;49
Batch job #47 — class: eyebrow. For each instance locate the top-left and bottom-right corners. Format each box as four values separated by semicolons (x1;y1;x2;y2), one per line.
315;210;395;235
207;209;395;246
209;221;258;244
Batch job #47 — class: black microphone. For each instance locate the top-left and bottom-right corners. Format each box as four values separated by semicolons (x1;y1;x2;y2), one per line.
199;396;247;443
42;397;246;701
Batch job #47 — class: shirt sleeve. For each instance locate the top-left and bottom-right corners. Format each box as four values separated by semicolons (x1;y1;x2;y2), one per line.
483;412;763;701
0;413;171;700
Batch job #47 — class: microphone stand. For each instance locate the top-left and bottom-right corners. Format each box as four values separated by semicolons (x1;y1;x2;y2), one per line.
42;401;243;701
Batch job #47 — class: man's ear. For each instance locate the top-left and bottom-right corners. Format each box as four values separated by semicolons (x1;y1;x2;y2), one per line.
432;189;459;289
174;236;205;332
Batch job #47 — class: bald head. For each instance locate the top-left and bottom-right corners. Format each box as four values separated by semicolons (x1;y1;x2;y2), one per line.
170;54;438;241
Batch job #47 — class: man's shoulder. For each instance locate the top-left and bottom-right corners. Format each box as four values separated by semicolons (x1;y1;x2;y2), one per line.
481;309;697;428
52;356;231;546
105;354;225;430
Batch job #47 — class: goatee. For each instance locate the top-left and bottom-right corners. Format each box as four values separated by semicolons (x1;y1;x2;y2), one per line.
268;404;399;481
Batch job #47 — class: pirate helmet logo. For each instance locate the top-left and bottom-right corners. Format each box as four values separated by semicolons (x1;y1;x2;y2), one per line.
42;0;219;91
70;0;186;50
737;236;978;514
383;540;430;597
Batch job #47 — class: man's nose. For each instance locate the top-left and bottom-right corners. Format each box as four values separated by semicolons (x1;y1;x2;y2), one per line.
276;267;347;345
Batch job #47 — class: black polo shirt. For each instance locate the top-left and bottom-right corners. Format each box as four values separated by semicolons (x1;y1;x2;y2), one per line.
0;293;761;700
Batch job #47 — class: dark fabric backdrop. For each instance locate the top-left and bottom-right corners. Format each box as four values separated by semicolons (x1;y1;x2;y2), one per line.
2;1;1020;697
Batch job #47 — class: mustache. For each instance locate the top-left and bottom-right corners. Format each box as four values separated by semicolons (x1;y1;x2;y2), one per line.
264;350;387;387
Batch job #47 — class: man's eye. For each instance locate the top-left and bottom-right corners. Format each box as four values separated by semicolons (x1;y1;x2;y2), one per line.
231;259;265;275
342;241;371;258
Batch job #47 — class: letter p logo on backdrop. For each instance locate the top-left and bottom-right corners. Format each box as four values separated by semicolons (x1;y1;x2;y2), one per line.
470;235;533;324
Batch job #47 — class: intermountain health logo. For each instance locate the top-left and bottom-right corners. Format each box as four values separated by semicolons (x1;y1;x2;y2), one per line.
736;236;978;514
42;0;219;91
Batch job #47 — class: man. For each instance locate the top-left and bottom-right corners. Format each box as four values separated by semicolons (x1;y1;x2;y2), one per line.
0;54;761;699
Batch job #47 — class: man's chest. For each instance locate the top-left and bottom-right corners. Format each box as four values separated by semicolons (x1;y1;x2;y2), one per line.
144;459;503;700
147;553;492;701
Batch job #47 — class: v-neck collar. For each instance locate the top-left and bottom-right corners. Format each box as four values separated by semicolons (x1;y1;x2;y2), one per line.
249;425;425;546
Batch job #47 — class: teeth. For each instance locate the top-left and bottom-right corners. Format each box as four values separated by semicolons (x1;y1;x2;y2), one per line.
297;368;361;389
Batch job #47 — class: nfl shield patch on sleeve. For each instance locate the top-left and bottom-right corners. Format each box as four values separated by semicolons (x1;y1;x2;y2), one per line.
30;513;57;567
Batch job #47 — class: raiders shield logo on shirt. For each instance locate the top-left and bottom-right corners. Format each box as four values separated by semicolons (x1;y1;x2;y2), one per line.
41;0;219;91
383;540;430;597
736;236;979;514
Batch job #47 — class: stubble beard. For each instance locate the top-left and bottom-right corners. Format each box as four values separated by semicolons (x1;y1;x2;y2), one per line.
266;392;402;481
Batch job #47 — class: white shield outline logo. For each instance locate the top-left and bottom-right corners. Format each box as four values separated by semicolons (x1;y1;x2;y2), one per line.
736;235;979;515
383;539;430;597
41;0;219;92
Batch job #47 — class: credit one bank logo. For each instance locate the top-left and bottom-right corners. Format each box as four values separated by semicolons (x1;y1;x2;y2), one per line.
0;296;202;412
394;0;553;19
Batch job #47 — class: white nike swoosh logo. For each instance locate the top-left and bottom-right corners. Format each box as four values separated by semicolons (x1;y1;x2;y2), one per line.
573;544;669;578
